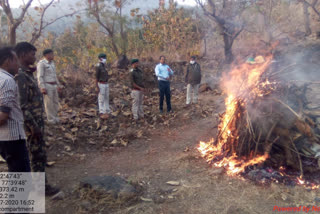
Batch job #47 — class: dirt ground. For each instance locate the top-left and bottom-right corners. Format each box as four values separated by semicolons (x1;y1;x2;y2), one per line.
42;92;320;214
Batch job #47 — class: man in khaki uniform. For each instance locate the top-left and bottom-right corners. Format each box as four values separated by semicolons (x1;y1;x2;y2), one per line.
37;49;62;124
129;59;144;120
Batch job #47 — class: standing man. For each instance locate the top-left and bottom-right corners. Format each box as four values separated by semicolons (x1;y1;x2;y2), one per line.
129;59;145;120
37;49;61;124
95;53;110;120
185;56;201;105
0;46;30;173
14;42;60;196
155;56;174;113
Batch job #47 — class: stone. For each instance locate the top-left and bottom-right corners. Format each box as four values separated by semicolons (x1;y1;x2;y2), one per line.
80;176;139;203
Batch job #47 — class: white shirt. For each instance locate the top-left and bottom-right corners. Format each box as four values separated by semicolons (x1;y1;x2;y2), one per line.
0;68;26;141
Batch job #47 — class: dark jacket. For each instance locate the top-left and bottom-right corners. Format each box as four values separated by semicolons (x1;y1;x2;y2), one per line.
185;62;201;85
130;67;144;90
95;62;108;82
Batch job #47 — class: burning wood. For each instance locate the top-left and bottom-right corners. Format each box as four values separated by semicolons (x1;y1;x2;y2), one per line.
198;53;320;188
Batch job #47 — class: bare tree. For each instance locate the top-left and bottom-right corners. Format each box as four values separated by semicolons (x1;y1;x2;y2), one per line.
29;0;79;44
195;0;248;63
303;0;312;36
298;0;320;35
299;0;320;17
88;0;120;57
0;0;33;45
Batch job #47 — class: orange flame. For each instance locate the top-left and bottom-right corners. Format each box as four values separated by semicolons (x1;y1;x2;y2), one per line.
198;56;273;176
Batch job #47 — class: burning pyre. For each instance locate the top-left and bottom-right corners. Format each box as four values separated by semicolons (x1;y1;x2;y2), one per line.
199;53;320;189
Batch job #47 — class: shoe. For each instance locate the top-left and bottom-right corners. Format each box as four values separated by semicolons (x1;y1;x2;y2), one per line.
160;109;163;114
167;110;173;114
45;184;60;196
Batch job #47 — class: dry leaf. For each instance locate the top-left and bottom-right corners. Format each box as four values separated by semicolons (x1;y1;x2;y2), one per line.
166;181;180;186
111;110;120;116
101;126;108;131
122;112;131;117
120;139;128;147
46;161;56;166
71;127;78;132
65;145;71;152
137;130;143;138
111;139;118;145
81;118;89;123
88;140;96;145
65;133;74;140
140;197;153;202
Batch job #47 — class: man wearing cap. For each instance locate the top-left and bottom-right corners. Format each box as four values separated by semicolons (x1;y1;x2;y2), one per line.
155;55;174;113
185;56;201;105
129;59;145;120
37;49;62;124
95;53;110;119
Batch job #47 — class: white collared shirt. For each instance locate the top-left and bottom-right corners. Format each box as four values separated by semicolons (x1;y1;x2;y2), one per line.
0;68;26;141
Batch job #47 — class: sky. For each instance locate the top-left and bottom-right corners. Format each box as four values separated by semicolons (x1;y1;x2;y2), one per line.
9;0;197;8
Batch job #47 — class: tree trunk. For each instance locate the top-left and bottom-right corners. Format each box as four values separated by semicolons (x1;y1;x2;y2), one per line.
223;34;234;64
303;2;312;36
119;6;127;55
9;25;16;45
110;35;120;57
203;38;207;57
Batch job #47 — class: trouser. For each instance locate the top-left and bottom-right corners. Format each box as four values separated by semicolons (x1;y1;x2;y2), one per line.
131;90;144;120
44;84;59;123
98;83;110;114
0;140;31;214
27;133;46;173
159;80;171;112
27;132;50;187
0;139;31;172
186;84;200;104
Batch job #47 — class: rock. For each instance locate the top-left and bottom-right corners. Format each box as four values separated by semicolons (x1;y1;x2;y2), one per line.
80;176;140;203
199;83;212;93
51;191;65;200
